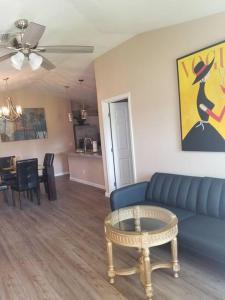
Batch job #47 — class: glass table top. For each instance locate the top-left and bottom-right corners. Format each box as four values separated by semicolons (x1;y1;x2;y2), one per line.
113;217;167;232
105;205;177;235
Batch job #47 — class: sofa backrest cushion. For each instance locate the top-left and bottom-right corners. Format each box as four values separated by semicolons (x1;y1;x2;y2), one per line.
197;177;225;219
146;173;201;212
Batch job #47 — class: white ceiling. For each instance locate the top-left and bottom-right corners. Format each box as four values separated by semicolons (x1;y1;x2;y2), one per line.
1;0;225;108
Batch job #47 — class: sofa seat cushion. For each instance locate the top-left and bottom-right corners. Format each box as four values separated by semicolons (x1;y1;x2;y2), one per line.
179;215;225;263
127;201;194;222
159;205;195;222
146;202;195;221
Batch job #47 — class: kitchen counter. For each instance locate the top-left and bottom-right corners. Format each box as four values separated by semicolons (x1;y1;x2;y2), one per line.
68;151;105;189
68;151;102;159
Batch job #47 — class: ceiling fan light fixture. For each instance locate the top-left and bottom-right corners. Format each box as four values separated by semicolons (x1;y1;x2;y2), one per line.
0;18;94;71
10;51;25;70
29;53;43;71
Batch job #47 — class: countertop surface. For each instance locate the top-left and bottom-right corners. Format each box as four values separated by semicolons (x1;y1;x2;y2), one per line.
68;151;102;159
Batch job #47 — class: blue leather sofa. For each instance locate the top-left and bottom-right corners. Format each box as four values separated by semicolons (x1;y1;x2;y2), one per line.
110;172;225;263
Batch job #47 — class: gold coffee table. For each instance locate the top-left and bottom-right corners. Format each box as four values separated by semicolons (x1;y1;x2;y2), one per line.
104;205;180;299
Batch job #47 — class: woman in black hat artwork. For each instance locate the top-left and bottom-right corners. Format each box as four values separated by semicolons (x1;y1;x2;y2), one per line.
182;58;225;151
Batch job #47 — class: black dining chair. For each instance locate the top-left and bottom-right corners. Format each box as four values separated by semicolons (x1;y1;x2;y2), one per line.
43;153;54;168
0;156;16;186
11;158;40;209
0;156;15;169
0;183;9;204
39;153;54;194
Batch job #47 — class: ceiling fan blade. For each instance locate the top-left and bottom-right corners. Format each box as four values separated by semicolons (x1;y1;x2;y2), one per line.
39;45;94;53
0;52;16;62
39;54;55;70
22;22;45;48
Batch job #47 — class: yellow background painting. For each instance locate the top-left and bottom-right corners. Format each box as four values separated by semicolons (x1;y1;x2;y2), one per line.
177;41;225;140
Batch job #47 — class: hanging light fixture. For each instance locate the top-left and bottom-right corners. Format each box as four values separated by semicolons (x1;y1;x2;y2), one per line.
78;79;88;120
0;78;22;121
64;85;73;122
80;103;87;120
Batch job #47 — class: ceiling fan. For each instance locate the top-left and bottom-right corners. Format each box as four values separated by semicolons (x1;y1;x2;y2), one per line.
0;19;94;71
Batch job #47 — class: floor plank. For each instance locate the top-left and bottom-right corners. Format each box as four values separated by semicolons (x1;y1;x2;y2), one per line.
0;176;224;299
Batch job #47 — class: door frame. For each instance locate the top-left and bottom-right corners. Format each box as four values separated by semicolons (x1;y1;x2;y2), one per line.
101;92;137;194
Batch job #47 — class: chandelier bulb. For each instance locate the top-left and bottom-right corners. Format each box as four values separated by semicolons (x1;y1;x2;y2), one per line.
16;105;22;115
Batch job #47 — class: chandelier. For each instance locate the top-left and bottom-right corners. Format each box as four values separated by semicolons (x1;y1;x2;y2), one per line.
0;78;22;121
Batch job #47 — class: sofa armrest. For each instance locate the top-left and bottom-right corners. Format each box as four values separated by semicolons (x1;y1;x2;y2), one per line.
110;182;148;211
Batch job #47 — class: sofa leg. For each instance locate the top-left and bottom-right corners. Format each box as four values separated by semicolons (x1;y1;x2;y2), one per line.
171;237;180;278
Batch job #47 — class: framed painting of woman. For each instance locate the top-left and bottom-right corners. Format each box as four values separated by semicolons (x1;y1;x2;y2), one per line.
177;40;225;151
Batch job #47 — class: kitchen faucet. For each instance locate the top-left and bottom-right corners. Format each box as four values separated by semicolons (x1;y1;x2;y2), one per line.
84;137;92;152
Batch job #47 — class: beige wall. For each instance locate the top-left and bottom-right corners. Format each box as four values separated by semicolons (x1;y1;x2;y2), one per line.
95;11;225;193
0;88;74;175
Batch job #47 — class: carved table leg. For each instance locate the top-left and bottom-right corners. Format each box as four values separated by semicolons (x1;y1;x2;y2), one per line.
134;216;141;232
142;248;153;300
135;217;142;253
171;237;180;278
106;239;115;284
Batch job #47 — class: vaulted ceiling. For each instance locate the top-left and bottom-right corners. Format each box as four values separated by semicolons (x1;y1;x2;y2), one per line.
1;0;225;108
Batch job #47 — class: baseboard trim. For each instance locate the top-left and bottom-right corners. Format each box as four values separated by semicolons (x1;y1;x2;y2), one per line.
55;172;69;177
70;177;105;190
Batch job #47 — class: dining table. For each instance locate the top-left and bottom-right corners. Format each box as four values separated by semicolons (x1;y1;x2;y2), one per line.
0;164;57;201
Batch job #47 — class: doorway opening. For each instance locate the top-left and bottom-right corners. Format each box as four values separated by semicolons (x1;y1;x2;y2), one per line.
102;93;136;194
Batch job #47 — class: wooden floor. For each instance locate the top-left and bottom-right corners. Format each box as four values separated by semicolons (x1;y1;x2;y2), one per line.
0;176;225;300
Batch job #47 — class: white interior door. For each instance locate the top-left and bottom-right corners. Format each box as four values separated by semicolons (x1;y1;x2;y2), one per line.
109;100;134;188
